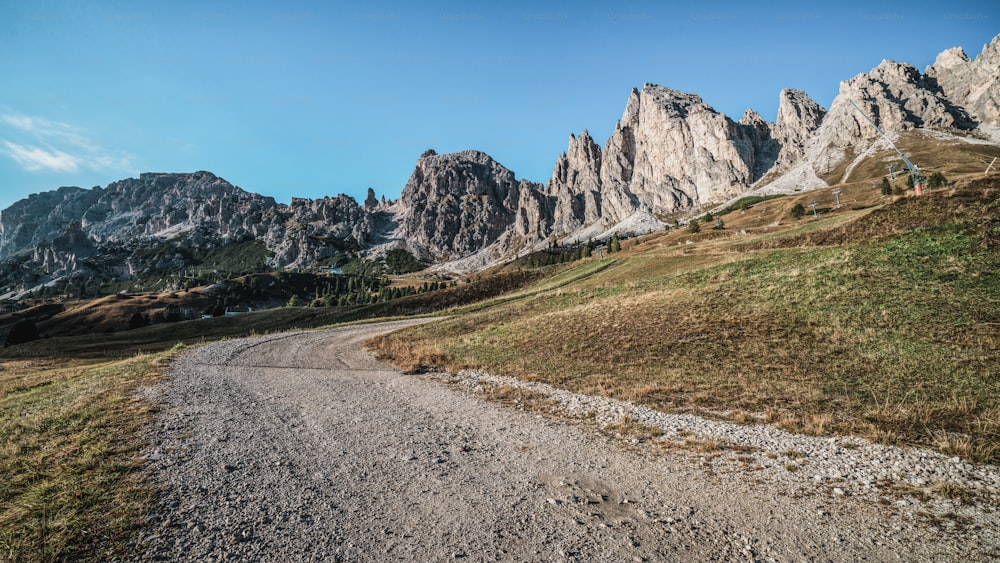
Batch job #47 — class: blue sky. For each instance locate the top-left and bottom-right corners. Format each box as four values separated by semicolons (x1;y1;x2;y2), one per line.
1;1;996;211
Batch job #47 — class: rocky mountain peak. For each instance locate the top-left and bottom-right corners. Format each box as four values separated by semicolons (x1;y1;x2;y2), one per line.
0;172;381;289
813;56;975;160
4;34;999;280
932;46;971;70
739;108;768;128
397;150;545;261
547;130;605;235
640;84;710;118
926;34;1000;131
776;89;827;130
771;89;827;172
622;87;641;124
364;187;379;209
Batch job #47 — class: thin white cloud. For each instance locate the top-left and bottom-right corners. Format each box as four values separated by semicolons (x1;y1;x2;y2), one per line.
1;112;96;150
1;140;80;172
0;109;134;174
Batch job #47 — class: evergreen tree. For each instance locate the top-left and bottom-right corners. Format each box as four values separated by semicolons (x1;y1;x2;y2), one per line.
609;234;621;253
687;220;701;234
927;171;946;189
881;177;892;196
791;203;805;220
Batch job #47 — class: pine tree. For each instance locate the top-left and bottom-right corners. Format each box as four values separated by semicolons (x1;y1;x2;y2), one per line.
880;177;892;196
609;234;621;253
687;220;701;234
927;171;946;189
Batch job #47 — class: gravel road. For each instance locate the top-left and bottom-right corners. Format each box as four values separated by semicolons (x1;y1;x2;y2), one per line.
134;319;998;561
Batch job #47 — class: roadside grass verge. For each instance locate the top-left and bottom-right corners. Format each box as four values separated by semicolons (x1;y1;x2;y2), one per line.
371;185;1000;463
0;349;177;562
0;266;561;559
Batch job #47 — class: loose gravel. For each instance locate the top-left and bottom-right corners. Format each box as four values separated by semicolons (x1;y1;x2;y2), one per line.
131;320;999;561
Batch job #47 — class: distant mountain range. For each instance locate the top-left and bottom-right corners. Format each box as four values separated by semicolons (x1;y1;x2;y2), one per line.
2;34;998;295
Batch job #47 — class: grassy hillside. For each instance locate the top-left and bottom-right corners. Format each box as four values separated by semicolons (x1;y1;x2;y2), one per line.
371;178;1000;463
0;267;552;561
2;152;998;560
0;352;171;561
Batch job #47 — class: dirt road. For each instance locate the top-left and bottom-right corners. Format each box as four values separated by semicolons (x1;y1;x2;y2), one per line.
135;320;996;561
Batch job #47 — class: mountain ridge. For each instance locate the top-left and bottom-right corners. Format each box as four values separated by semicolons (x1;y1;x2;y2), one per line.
2;34;998;289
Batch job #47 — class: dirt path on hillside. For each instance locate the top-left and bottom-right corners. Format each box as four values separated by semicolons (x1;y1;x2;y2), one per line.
133;320;997;561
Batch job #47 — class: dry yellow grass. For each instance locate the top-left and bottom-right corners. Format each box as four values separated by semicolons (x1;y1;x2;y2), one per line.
0;350;175;561
371;180;1000;462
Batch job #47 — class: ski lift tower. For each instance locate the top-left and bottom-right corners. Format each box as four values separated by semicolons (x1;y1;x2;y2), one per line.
850;100;925;195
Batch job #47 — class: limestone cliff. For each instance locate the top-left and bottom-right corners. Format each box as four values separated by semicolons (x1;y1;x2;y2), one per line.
925;34;1000;133
547;84;785;234
3;34;999;280
0;172;379;291
396;150;547;261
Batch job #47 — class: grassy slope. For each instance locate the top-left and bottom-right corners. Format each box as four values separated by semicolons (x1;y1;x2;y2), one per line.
371;180;1000;462
0;352;171;562
0;268;549;560
2;167;998;560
